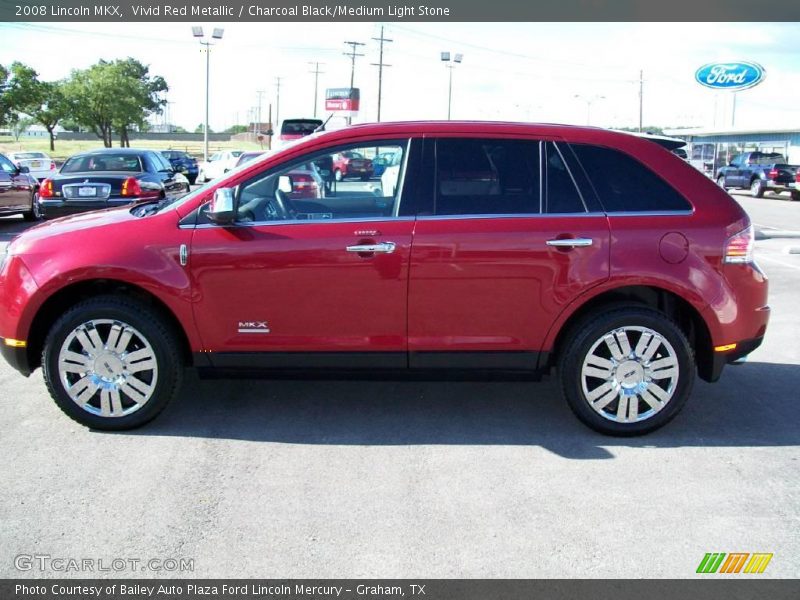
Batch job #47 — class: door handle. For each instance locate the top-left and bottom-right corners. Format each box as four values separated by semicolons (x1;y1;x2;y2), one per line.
546;238;593;248
346;242;396;254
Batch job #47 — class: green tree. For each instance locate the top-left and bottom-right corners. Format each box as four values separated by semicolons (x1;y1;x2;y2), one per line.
9;115;34;141
225;124;248;134
62;58;168;148
5;62;70;151
0;64;11;127
194;123;214;134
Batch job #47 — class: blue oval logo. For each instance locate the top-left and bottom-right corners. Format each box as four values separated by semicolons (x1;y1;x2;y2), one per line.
695;61;766;91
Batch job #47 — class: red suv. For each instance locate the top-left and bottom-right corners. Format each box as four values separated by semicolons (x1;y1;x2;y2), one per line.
0;122;769;435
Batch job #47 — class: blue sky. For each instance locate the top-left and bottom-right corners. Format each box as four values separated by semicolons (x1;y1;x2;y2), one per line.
1;22;799;131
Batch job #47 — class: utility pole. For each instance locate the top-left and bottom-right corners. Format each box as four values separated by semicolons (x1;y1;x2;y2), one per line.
274;77;282;131
256;90;266;133
309;62;325;118
267;103;273;150
344;41;365;125
371;26;393;122
638;69;644;132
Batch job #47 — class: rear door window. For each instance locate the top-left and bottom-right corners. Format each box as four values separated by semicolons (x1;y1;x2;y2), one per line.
434;138;540;216
570;144;692;212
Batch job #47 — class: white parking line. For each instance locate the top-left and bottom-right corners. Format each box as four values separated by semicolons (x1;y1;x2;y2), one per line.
757;254;800;271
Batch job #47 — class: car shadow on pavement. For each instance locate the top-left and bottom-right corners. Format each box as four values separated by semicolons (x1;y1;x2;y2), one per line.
124;360;800;459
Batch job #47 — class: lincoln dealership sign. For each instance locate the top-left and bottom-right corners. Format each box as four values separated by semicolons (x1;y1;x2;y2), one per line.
695;62;766;91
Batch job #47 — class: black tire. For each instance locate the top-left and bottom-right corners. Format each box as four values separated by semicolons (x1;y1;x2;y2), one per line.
716;176;727;190
187;176;197;186
750;178;765;198
42;296;183;430
360;174;372;181
791;191;800;202
22;192;41;222
558;306;695;436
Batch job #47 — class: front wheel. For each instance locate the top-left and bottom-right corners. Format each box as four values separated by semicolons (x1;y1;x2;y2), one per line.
558;306;695;436
750;178;765;198
42;296;183;430
716;176;727;190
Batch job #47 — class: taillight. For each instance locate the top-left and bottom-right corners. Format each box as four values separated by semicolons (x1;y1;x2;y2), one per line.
39;179;54;198
796;170;800;183
292;174;318;192
723;225;754;264
121;177;142;197
767;168;779;180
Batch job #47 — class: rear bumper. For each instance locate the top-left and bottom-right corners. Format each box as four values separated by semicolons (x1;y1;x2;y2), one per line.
0;338;32;377
765;180;794;192
39;198;135;219
708;336;764;382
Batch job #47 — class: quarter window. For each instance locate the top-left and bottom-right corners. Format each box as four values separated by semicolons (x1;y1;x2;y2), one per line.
434;138;540;216
571;144;692;212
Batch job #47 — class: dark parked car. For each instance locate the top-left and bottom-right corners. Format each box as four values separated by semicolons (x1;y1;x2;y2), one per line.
162;150;199;185
0;122;768;436
38;148;190;219
0;152;40;221
716;152;799;200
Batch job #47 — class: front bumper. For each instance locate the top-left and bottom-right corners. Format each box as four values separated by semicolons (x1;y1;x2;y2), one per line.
0;338;32;377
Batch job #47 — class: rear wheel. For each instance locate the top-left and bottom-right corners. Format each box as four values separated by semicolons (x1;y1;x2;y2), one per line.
42;296;183;430
791;191;800;202
750;178;765;198
22;192;41;222
558;306;694;436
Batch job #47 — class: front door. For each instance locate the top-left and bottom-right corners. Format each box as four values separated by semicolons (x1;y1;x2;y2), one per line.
189;138;415;369
0;154;30;213
408;137;610;369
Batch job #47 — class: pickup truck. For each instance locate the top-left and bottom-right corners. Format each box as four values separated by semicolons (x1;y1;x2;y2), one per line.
716;152;799;200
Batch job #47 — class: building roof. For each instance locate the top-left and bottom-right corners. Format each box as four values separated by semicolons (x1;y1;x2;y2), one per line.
664;126;800;137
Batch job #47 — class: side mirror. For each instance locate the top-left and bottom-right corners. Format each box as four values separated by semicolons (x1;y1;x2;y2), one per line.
207;188;236;225
18;166;30;174
277;175;293;194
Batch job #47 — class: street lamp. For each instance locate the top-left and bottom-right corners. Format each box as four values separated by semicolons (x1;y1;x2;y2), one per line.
574;94;605;126
192;26;224;163
441;51;463;120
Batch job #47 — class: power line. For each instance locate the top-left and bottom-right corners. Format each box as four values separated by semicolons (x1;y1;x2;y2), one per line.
371;26;393;122
308;62;325;118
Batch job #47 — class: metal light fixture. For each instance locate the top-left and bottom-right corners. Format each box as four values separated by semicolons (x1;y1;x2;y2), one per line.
192;26;225;163
441;51;464;120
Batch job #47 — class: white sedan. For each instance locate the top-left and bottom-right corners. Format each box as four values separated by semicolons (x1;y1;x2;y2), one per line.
197;150;245;183
7;151;57;181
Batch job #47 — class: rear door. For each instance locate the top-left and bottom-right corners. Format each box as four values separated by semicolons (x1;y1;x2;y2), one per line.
407;136;610;369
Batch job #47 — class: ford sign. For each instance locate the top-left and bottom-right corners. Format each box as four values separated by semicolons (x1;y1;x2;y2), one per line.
695;61;766;91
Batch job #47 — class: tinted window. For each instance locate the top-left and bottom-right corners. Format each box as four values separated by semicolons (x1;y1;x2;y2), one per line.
570;144;692;212
62;154;142;173
435;138;540;216
544;142;585;214
281;119;323;136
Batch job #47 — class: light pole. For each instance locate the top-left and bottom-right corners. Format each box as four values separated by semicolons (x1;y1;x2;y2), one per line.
574;94;605;126
441;52;463;120
192;26;224;163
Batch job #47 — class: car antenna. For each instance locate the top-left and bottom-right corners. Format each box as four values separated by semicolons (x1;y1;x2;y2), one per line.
314;113;335;133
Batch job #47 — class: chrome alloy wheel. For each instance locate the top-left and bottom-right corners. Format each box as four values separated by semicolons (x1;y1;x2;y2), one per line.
57;319;158;417
580;326;679;423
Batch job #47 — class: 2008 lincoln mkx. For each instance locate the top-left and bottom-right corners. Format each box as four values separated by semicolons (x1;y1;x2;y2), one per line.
0;122;769;435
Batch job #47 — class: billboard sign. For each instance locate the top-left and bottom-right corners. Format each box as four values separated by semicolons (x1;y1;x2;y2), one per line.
325;88;360;113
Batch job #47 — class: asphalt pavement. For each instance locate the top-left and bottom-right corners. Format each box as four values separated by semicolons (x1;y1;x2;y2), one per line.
0;192;798;578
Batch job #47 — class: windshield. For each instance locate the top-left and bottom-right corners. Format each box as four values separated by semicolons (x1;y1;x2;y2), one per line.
62;154;143;173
